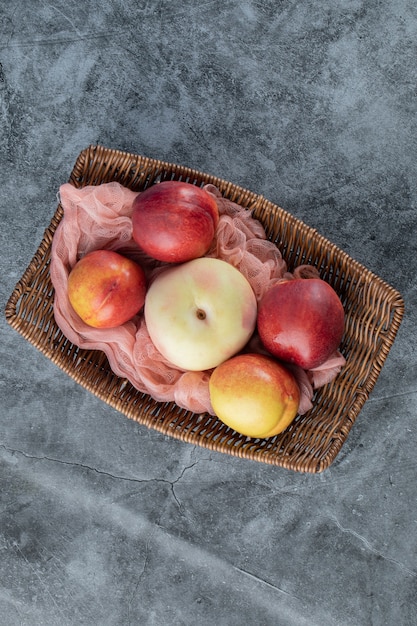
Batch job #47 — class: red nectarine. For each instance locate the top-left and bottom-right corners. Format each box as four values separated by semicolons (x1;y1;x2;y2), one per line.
257;278;344;370
131;181;219;263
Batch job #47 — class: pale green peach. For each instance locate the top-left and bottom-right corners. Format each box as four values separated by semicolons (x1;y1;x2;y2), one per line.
144;258;257;371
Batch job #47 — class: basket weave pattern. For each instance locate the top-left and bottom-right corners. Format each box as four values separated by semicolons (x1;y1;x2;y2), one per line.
5;146;404;473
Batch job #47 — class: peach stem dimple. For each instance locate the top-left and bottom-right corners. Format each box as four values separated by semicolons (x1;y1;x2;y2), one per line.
196;308;206;320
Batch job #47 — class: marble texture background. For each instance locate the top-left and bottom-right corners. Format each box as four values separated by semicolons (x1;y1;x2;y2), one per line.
1;1;416;624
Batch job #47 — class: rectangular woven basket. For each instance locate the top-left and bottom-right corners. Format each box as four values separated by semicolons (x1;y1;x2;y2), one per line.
5;145;404;473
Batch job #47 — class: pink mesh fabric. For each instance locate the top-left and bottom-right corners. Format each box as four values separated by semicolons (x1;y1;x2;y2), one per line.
50;181;345;418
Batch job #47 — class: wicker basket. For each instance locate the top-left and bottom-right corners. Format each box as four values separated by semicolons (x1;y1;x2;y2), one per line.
5;145;404;473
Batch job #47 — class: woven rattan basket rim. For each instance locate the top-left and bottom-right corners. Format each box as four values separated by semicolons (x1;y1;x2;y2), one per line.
5;145;405;473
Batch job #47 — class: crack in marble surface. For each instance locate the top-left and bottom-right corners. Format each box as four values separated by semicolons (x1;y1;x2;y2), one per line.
232;565;304;600
330;515;417;578
47;4;83;38
0;442;199;514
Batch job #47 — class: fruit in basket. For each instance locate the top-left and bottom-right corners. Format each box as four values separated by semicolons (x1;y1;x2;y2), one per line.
132;181;219;263
144;257;257;371
209;353;300;438
67;249;146;328
257;278;344;370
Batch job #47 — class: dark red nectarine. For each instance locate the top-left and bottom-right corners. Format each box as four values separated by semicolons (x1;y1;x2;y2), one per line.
131;181;219;263
257;278;344;370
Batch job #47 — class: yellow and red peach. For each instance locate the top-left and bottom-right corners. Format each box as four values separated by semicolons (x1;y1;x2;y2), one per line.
209;353;300;438
67;249;146;328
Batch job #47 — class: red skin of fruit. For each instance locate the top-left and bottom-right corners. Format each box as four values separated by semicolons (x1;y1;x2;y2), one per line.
67;249;147;328
257;278;345;370
131;181;219;263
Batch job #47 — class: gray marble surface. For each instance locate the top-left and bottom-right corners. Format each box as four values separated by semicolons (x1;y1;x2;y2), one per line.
1;1;416;624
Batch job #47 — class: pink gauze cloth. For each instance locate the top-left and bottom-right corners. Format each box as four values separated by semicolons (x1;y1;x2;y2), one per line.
50;181;346;417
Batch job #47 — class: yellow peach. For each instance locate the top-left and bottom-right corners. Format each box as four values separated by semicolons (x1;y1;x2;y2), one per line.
209;353;300;438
